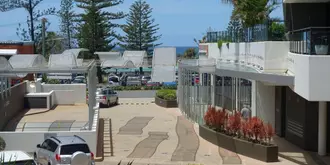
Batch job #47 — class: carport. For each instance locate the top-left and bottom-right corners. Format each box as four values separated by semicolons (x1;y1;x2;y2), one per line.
0;54;98;130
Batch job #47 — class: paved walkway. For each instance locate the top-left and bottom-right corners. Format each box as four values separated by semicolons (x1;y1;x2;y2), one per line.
97;101;327;165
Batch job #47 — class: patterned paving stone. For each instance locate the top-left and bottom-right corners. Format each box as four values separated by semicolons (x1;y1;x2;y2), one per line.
218;147;242;164
127;132;169;158
118;116;154;135
171;116;199;161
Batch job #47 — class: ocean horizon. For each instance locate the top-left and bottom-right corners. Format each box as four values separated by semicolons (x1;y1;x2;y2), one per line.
113;46;198;56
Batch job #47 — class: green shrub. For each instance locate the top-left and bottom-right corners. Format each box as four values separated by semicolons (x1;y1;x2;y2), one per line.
164;93;176;100
156;89;176;100
46;79;60;84
217;40;223;49
0;136;5;151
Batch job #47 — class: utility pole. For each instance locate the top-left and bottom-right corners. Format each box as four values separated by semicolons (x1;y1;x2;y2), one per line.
41;18;47;57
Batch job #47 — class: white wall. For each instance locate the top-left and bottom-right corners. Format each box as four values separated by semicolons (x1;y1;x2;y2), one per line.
52;90;75;105
202;41;290;74
0;107;99;153
255;81;275;127
0;131;96;153
292;52;330;101
41;84;86;103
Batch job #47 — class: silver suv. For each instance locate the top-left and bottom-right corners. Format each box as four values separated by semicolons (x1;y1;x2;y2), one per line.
34;135;94;165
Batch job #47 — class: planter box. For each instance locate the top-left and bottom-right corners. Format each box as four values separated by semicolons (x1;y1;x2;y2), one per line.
155;96;178;108
199;125;278;162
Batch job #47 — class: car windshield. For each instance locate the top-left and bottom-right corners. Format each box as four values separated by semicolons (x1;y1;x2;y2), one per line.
96;88;103;95
4;160;36;165
72;79;84;83
60;144;90;155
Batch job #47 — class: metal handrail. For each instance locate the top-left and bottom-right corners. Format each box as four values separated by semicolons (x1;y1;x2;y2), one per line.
290;27;330;33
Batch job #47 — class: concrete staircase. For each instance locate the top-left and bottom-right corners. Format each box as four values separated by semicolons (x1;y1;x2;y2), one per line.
103;118;114;157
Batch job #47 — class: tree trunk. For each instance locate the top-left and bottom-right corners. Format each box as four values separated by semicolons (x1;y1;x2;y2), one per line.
28;0;36;53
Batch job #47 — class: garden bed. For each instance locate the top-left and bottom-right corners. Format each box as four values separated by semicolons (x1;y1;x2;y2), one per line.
155;89;177;108
199;125;278;162
199;106;278;162
155;96;177;108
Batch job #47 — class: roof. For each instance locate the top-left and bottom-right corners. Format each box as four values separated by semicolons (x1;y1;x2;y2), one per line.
122;51;147;67
0;49;17;55
95;51;122;62
0;54;94;76
9;55;47;77
0;151;33;162
62;48;89;59
48;54;77;68
101;59;136;68
0;41;34;45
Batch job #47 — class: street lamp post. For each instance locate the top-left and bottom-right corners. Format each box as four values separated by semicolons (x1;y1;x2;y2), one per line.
41;18;47;57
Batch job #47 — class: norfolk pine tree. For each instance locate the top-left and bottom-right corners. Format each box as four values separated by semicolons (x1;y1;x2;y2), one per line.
119;0;161;55
59;0;76;49
75;0;125;82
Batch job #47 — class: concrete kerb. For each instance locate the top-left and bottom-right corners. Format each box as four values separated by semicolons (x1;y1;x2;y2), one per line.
24;109;51;116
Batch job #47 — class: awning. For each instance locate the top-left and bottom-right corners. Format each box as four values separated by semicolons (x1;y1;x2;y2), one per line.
179;60;294;86
101;59;136;68
0;49;17;55
215;62;294;86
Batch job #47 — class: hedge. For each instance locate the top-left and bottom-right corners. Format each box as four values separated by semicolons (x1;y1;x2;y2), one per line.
156;89;177;101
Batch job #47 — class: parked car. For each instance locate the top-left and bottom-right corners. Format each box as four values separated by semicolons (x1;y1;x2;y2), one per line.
71;79;86;84
146;81;160;87
108;75;120;86
163;81;177;86
0;150;37;165
96;88;119;107
35;135;94;165
126;76;141;86
141;75;151;85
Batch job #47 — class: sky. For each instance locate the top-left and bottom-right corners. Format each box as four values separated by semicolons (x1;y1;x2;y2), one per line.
0;0;284;47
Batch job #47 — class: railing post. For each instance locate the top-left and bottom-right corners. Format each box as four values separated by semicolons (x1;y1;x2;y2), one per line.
310;28;313;55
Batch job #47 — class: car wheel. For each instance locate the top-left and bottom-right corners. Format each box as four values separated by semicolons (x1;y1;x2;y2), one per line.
115;98;119;105
107;100;111;107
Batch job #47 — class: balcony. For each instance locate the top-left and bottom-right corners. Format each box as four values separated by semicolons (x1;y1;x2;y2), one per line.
290;27;330;55
288;27;330;101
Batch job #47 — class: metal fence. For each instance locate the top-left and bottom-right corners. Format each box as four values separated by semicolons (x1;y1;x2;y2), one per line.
206;22;269;43
178;64;252;125
289;27;330;55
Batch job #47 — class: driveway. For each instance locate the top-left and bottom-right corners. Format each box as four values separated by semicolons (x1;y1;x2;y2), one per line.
96;101;314;165
116;90;156;98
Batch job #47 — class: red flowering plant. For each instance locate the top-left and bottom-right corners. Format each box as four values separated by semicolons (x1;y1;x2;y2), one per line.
204;106;217;127
264;122;274;144
241;120;250;139
214;108;227;132
227;111;242;136
249;117;265;142
203;105;275;146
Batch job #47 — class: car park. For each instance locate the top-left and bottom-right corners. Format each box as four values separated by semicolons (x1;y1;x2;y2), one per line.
35;135;94;165
0;150;37;165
